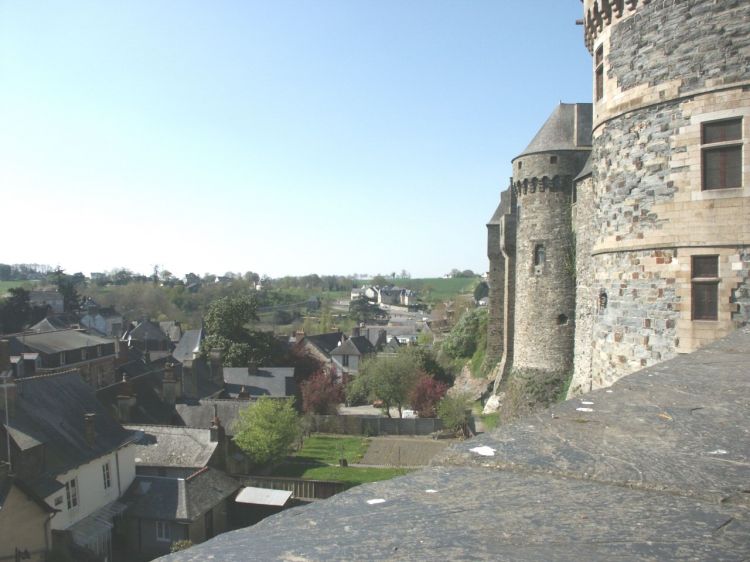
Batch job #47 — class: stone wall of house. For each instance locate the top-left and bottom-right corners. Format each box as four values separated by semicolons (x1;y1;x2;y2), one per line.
731;251;750;326
510;151;588;377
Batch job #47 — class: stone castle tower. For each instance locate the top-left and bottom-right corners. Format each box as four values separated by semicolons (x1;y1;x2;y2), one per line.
487;0;750;402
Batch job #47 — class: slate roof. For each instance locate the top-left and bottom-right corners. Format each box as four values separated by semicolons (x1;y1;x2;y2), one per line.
173;329;203;363
125;425;218;469
174;400;253;436
13;329;113;355
300;332;344;357
222;367;296;398
3;371;134;499
126;320;171;343
0;473;57;514
515;102;592;159
574;152;594;182
157;328;750;562
124;468;239;522
330;336;375;357
28;317;74;332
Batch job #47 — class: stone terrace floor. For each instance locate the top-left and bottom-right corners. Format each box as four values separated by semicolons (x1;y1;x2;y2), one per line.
161;328;750;561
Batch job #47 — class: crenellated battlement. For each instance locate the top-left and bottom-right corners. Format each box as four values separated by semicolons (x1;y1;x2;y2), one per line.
582;0;649;52
512;175;573;198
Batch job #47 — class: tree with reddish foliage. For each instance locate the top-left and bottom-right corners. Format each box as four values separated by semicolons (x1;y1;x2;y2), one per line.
301;369;345;415
409;375;449;418
288;346;324;386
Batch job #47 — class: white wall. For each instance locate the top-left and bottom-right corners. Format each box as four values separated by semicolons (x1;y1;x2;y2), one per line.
48;443;136;531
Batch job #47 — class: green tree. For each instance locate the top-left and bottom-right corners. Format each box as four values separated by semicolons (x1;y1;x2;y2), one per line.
440;308;487;359
473;281;489;301
0;287;31;332
349;297;384;324
204;295;258;342
437;393;473;437
233;398;301;466
346;351;421;418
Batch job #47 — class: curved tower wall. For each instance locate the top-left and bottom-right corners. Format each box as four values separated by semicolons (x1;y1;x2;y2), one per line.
571;0;750;392
511;150;588;376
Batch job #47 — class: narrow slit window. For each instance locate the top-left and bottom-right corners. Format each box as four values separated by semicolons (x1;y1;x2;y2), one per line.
595;46;604;101
534;244;545;267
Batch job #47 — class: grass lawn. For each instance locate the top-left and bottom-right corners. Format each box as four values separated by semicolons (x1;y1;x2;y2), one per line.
0;280;36;294
271;434;412;487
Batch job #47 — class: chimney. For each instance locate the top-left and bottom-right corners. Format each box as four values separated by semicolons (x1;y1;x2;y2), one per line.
0;340;10;372
22;354;36;377
2;379;17;418
84;413;96;447
237;386;250;400
182;360;197;399
247;361;258;375
116;375;137;422
210;405;225;443
209;349;223;385
294;331;305;344
162;362;179;406
115;339;129;366
352;326;361;337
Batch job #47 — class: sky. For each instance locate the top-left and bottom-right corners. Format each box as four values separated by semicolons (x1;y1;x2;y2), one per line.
0;1;592;279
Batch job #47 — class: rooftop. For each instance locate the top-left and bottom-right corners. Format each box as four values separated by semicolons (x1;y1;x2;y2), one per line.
125;424;218;468
515;102;592;159
159;328;750;561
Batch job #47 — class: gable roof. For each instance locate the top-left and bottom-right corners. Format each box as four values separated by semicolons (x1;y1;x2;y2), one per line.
330;336;375;357
174;400;253;436
13;329;113;355
126;320;171;343
159;321;183;343
125;425;218;469
301;332;344;356
515;102;592;159
222;367;296;398
0;473;57;514
173;329;203;363
3;371;134;497
124;468;239;522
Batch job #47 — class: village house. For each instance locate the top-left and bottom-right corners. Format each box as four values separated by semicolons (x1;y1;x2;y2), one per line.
7;329;120;388
221;363;296;400
330;335;376;376
79;304;124;338
0;356;137;561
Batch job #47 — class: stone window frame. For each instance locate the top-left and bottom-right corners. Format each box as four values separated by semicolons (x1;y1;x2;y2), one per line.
595;45;604;101
701;117;743;191
691;255;720;321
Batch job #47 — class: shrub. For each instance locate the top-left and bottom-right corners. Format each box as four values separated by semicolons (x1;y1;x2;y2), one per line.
437;393;473;436
301;370;344;414
409;375;448;418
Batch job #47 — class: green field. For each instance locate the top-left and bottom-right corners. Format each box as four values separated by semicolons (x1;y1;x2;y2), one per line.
0;280;37;295
272;434;412;487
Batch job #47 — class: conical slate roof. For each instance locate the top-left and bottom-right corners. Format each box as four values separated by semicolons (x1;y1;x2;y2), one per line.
515;103;592;159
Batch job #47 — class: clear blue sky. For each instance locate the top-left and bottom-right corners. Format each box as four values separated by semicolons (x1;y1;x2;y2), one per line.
1;1;591;279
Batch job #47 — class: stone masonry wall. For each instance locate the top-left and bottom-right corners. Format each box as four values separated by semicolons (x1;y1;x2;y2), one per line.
510;151;588;376
486;220;504;367
569;175;596;396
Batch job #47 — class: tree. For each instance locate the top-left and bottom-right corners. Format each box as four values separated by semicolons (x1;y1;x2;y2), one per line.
233;398;301;466
473;281;489;302
409;375;448;418
204;295;258;342
437;393;473;437
0;288;31;332
301;369;344;414
346;351;421;418
349;297;385;324
441;308;487;359
404;346;453;385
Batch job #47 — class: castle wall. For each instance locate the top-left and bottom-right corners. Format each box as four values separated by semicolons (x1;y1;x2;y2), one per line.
486;218;504;367
570;174;596;395
511;151;587;376
570;0;750;393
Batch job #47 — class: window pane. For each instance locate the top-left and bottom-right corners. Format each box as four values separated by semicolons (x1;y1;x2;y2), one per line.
702;119;742;144
692;282;718;320
703;146;742;189
692;255;718;278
